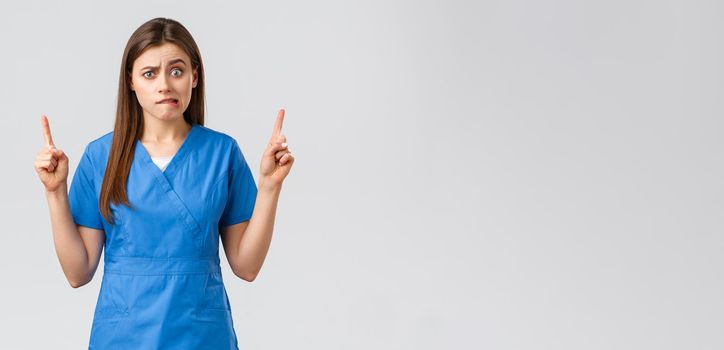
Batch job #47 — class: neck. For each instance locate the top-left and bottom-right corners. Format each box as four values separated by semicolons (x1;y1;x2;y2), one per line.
141;116;192;143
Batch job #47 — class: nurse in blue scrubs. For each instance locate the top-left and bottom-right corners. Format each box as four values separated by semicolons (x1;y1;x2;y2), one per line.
34;17;294;349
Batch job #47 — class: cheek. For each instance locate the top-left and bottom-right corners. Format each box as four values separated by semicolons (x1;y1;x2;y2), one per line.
174;79;193;101
133;85;155;107
176;77;192;90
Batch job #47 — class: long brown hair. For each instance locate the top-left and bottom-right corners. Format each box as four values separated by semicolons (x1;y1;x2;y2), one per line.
100;17;205;225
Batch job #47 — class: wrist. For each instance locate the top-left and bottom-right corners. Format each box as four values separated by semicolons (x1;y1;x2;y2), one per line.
258;179;282;194
45;183;68;198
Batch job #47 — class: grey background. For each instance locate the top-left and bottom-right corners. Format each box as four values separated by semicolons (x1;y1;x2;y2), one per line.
1;0;722;349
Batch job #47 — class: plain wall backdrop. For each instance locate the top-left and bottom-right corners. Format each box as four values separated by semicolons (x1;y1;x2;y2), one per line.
1;0;722;349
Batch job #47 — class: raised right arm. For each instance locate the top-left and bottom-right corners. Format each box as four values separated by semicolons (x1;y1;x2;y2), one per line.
45;185;105;288
35;115;104;288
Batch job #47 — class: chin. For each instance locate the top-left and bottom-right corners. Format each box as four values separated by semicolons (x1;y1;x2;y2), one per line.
151;112;184;121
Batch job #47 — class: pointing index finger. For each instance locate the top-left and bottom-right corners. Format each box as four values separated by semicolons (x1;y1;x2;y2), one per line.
272;108;285;137
41;114;55;147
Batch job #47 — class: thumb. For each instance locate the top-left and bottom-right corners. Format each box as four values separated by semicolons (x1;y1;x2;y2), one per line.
53;148;65;159
54;149;69;173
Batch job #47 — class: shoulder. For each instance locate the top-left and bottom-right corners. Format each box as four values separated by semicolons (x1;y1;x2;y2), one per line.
194;124;237;144
193;124;242;151
81;130;113;168
194;125;252;170
86;130;113;148
80;123;244;167
85;124;240;151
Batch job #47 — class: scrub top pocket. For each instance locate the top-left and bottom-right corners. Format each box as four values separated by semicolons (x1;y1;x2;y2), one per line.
92;274;130;323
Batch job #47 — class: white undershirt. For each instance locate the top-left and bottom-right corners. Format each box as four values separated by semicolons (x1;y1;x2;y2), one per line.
151;156;173;172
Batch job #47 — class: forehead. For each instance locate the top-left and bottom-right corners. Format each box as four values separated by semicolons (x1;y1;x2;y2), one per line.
132;42;190;70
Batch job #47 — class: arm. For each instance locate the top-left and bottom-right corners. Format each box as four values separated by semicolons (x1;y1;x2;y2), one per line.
220;183;281;282
46;183;105;288
36;115;104;289
220;108;294;282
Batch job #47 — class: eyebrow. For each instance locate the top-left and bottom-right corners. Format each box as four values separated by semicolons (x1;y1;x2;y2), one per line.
140;58;187;71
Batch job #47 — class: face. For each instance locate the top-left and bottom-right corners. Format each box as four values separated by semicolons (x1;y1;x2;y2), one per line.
129;42;198;122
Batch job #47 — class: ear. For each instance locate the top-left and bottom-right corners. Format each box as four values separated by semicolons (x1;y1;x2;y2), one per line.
192;67;198;88
128;72;134;91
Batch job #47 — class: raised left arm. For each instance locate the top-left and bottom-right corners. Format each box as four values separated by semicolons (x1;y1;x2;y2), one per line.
220;184;281;281
220;108;294;282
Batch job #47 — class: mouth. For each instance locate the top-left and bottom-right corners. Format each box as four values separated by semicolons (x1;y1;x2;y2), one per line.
156;98;179;104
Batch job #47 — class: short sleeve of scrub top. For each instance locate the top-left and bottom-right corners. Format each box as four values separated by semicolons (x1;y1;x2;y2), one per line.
68;144;104;230
219;140;258;227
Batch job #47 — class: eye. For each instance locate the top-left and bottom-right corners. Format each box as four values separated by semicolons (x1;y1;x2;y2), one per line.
143;71;154;79
171;68;183;77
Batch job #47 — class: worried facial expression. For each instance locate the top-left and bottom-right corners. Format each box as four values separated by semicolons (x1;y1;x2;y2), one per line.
129;42;198;122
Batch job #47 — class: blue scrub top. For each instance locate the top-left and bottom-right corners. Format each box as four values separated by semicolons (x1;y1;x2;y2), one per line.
68;123;257;349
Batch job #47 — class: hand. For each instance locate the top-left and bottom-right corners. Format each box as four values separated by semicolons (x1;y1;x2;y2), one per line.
34;114;69;193
259;108;294;190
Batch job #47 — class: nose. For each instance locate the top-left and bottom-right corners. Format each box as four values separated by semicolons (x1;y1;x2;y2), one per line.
157;72;171;93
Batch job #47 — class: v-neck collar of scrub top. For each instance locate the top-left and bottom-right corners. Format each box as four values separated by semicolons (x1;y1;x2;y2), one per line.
135;123;199;181
130;123;204;249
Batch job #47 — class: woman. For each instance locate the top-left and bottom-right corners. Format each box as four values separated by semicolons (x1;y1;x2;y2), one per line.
34;17;294;349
